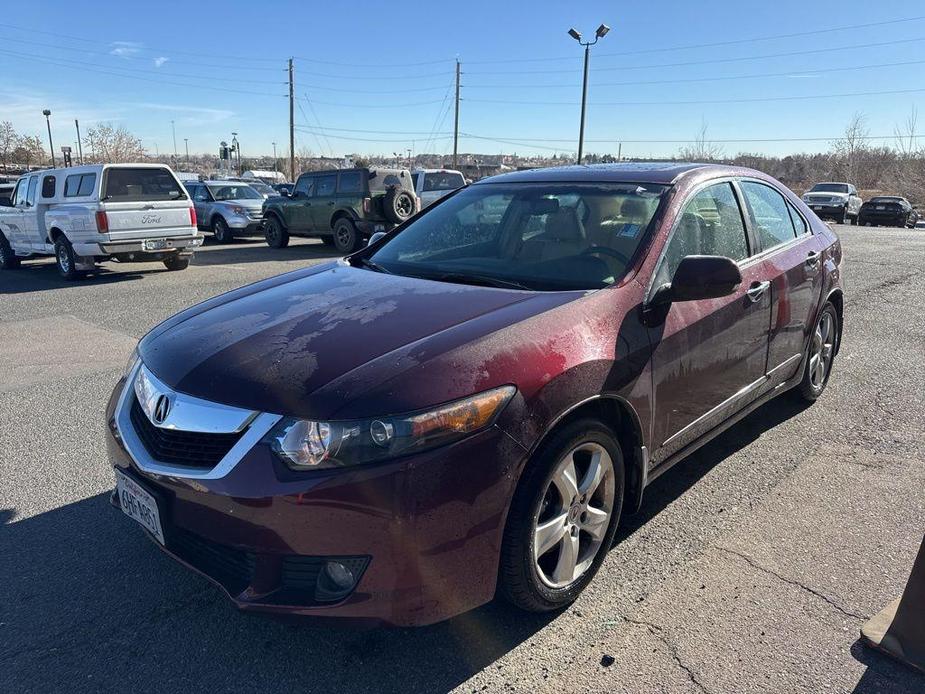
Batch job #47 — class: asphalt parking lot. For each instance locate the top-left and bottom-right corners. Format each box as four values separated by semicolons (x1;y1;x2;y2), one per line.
1;227;923;693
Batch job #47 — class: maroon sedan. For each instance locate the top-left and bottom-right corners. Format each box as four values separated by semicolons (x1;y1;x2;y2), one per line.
106;163;843;626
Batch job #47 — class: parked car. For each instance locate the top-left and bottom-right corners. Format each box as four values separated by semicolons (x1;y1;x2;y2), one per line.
801;182;862;224
0;164;201;279
261;167;418;253
411;168;466;208
184;180;265;243
0;182;16;206
107;163;843;625
857;196;919;228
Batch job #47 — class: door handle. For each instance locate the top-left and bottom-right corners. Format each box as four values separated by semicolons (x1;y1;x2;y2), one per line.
805;251;821;268
746;280;770;303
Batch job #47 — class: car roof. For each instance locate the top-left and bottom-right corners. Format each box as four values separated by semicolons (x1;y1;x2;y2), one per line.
473;162;729;186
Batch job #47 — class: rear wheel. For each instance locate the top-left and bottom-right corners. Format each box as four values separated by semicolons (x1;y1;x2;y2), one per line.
332;217;360;253
54;236;82;281
212;216;234;243
0;232;21;269
163;255;190;271
264;216;289;248
797;302;838;402
382;187;416;225
500;419;624;612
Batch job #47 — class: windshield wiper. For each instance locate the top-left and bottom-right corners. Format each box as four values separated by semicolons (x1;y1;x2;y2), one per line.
430;272;531;291
354;257;392;274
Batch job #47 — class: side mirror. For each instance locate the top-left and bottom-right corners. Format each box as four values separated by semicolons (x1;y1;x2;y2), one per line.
367;231;387;246
652;255;742;306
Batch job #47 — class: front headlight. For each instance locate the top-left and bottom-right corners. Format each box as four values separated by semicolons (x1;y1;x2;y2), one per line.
230;205;247;216
263;385;516;470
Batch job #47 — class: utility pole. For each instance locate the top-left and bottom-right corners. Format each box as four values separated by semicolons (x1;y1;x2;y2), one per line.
171;120;178;163
288;58;296;182
42;109;55;167
617;142;622;161
453;59;460;169
184;138;189;166
74;119;83;164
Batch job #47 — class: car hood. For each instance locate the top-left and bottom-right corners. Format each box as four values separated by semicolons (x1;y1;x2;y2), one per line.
139;262;579;418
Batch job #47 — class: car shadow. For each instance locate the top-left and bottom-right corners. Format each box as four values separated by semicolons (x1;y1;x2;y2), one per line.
0;259;151;294
849;639;925;693
1;394;847;693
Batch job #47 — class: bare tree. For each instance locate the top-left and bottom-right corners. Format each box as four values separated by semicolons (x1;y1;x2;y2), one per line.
83;123;145;163
0;121;16;171
894;107;920;157
831;112;870;184
678;120;724;162
12;134;47;170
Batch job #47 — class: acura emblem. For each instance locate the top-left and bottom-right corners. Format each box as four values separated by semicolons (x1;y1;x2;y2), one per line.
153;393;171;424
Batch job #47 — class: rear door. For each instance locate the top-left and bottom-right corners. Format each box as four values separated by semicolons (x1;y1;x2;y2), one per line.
309;174;338;231
737;179;824;387
336;170;365;220
649;181;772;464
100;167;192;240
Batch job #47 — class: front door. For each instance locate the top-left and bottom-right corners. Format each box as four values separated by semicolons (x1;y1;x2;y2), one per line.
309;174;337;232
737;180;824;387
648;181;772;464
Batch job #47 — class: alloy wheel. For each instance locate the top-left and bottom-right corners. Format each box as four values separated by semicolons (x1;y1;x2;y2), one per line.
57;244;71;274
533;442;615;589
809;310;835;389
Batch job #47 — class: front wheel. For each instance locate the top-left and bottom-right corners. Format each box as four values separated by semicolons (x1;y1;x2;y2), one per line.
332;217;360;253
499;419;624;612
0;231;21;269
264;216;289;249
797;302;839;402
212;216;234;243
54;237;82;281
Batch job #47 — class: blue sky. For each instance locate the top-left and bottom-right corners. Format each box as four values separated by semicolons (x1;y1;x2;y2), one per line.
2;0;923;160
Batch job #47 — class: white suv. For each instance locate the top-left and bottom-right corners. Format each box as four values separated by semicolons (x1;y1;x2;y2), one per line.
0;163;203;280
411;169;466;208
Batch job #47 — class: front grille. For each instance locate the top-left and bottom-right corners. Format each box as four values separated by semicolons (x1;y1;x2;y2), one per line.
170;526;255;593
130;396;243;468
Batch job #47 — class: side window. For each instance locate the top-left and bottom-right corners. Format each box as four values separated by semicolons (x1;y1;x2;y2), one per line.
42;175;56;198
14;179;29;206
77;173;96;197
315;175;337;197
411;172;420;188
337;171;363;194
194;187;211;202
739;181;797;250
787;203;809;236
64;173;96;198
294;175;313;196
656;182;749;286
26;177;38;206
64;174;81;197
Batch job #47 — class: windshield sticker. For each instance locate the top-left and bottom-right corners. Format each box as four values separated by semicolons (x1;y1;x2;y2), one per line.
617;223;641;238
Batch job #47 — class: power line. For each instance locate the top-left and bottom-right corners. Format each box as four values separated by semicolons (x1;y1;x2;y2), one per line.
292;55;455;68
295;127;454;144
466;36;925;75
460;132;925;145
466;87;925;107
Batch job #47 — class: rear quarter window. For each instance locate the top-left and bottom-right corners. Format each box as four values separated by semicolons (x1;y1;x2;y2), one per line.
42;175;56;198
102;168;185;202
64;173;97;198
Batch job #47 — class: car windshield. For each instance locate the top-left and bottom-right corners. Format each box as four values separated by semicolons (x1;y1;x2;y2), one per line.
102;167;186;201
811;184;849;193
247;182;273;195
207;184;262;201
367;182;667;291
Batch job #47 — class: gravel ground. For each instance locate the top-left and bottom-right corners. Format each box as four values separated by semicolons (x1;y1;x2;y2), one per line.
1;228;923;693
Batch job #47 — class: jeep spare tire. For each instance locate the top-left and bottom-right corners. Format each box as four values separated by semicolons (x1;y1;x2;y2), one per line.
383;187;416;225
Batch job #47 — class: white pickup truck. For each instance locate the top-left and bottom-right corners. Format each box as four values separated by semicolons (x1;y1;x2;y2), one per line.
410;168;466;208
0;163;203;280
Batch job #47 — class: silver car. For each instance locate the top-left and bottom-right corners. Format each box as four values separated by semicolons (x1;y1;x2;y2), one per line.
801;182;863;225
186;181;265;242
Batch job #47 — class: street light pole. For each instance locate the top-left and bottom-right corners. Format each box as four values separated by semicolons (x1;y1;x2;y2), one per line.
184;138;189;166
171;120;178;163
42;109;55;167
568;24;610;165
272;141;277;172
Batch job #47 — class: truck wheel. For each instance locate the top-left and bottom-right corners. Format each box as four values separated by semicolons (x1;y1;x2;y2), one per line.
163;255;190;271
212;216;234;243
332;218;360;253
0;232;21;269
264;216;289;248
54;237;82;281
382;187;416;225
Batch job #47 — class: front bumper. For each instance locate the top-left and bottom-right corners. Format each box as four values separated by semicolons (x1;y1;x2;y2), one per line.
105;376;527;626
859;212;905;225
226;215;265;232
805;203;847;217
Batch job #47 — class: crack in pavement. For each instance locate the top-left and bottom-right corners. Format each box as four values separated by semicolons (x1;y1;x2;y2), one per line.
715;546;866;621
617;616;712;694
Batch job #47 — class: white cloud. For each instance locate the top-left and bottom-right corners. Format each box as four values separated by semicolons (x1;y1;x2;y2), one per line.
132;102;235;124
154;56;169;68
110;41;142;58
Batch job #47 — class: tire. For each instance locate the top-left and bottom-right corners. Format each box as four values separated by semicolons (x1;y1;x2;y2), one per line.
332;217;360;253
54;236;82;281
163;255;190;271
212;216;234;243
264;215;289;248
499;418;625;612
382;187;416;225
796;302;839;402
837;211;846;224
0;231;20;269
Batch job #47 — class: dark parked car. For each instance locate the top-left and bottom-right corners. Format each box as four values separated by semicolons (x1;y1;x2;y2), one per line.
261;167;417;253
857;196;919;228
107;163;843;626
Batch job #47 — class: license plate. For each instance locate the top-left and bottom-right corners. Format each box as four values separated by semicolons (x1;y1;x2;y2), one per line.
143;238;168;251
813;205;822;210
115;469;165;545
876;205;885;210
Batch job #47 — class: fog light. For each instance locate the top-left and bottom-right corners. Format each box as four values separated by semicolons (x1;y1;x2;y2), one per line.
314;560;358;602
